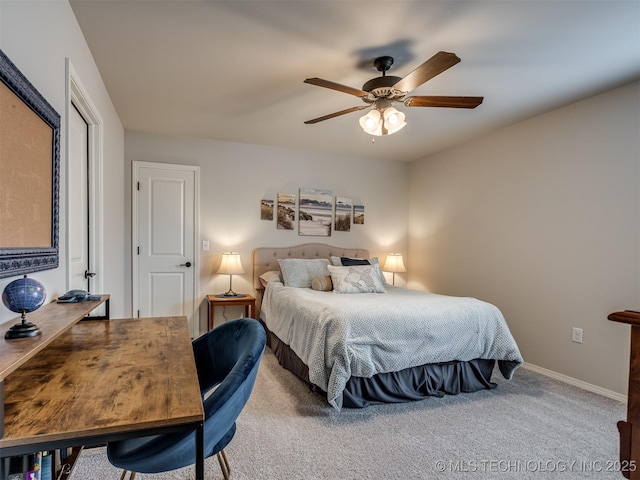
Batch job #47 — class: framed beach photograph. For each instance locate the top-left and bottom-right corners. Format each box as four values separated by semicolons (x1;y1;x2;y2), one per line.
354;204;365;224
334;197;352;232
277;193;295;230
260;199;274;220
299;188;332;236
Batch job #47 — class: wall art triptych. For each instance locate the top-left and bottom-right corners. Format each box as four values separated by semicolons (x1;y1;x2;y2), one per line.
261;189;364;236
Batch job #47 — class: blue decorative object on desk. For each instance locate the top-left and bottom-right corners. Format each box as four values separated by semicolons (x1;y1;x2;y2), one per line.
2;275;45;339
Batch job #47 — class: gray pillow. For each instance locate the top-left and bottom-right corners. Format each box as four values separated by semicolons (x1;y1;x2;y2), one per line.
277;258;330;288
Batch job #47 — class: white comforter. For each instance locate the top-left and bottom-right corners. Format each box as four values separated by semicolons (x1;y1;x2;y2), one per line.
261;278;523;410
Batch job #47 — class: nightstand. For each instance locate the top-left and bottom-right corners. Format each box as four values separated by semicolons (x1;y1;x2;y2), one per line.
206;294;256;331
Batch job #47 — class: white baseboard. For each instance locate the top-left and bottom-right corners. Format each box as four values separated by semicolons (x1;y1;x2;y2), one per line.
521;362;627;403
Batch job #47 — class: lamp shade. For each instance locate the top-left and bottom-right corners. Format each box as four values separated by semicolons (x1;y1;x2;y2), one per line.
217;252;245;275
383;253;406;273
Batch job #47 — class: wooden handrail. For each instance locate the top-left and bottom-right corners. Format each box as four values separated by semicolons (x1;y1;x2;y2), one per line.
609;310;640;327
609;309;640;479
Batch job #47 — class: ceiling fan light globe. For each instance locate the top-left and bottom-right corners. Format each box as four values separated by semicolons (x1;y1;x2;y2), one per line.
363;116;378;130
383;107;404;126
359;110;383;136
382;107;406;135
385;120;407;135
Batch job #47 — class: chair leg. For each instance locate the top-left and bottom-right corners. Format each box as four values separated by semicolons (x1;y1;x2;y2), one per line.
119;471;136;480
216;449;231;480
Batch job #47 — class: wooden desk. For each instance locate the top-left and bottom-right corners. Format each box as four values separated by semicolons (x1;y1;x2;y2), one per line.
0;316;205;480
206;294;256;331
0;295;111;438
0;296;111;384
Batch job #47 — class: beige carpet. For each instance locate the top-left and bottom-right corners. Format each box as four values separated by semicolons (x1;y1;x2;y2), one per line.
73;347;626;479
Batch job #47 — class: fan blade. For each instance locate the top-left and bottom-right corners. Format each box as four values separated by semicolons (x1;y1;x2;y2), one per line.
404;96;484;109
304;105;370;124
392;51;461;94
304;78;368;98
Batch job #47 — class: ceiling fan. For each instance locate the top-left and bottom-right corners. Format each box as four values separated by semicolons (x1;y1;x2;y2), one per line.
303;51;483;136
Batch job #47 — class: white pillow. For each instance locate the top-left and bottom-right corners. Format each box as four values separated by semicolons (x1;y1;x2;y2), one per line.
327;264;387;294
330;256;388;285
277;258;330;288
259;271;281;288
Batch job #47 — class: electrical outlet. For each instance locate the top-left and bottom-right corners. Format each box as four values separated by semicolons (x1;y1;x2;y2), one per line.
572;327;583;344
202;240;210;251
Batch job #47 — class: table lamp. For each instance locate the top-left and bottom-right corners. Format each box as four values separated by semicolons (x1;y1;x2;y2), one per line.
383;253;406;286
216;252;246;298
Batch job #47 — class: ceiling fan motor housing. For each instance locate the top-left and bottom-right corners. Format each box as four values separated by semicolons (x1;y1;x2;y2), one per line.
361;56;407;100
362;75;402;92
362;76;405;100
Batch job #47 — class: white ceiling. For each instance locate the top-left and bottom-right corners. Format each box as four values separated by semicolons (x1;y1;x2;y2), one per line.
69;0;640;163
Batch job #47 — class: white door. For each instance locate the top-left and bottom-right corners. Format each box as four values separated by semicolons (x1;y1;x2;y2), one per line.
133;162;199;336
66;59;104;317
68;105;90;291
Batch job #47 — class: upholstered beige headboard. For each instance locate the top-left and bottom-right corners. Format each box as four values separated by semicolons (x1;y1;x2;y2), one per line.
252;243;370;292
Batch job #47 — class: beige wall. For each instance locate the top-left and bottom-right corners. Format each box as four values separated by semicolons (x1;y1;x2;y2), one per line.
125;131;410;330
0;0;126;322
408;81;640;395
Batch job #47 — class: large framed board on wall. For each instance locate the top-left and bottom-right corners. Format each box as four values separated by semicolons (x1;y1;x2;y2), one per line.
0;49;60;278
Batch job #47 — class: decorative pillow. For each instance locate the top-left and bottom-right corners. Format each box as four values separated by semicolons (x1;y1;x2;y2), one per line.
277;258;330;288
259;271;281;288
340;256;369;266
331;255;376;266
331;256;388;285
327;265;386;294
368;257;387;284
311;276;333;291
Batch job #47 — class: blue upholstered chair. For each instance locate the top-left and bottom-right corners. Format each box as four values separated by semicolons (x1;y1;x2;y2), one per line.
106;318;266;480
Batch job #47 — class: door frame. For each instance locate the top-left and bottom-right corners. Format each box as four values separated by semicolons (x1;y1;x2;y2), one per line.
65;59;104;295
131;161;200;337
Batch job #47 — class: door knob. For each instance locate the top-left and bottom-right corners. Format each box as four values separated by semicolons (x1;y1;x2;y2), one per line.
84;270;97;278
179;261;192;268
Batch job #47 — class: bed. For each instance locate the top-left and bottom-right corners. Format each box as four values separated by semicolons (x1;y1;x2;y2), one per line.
253;243;523;410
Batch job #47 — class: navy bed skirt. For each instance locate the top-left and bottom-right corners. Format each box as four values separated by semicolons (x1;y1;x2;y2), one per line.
262;322;497;408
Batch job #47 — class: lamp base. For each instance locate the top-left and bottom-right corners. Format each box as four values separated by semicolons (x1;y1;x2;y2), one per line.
5;321;41;339
215;289;247;298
